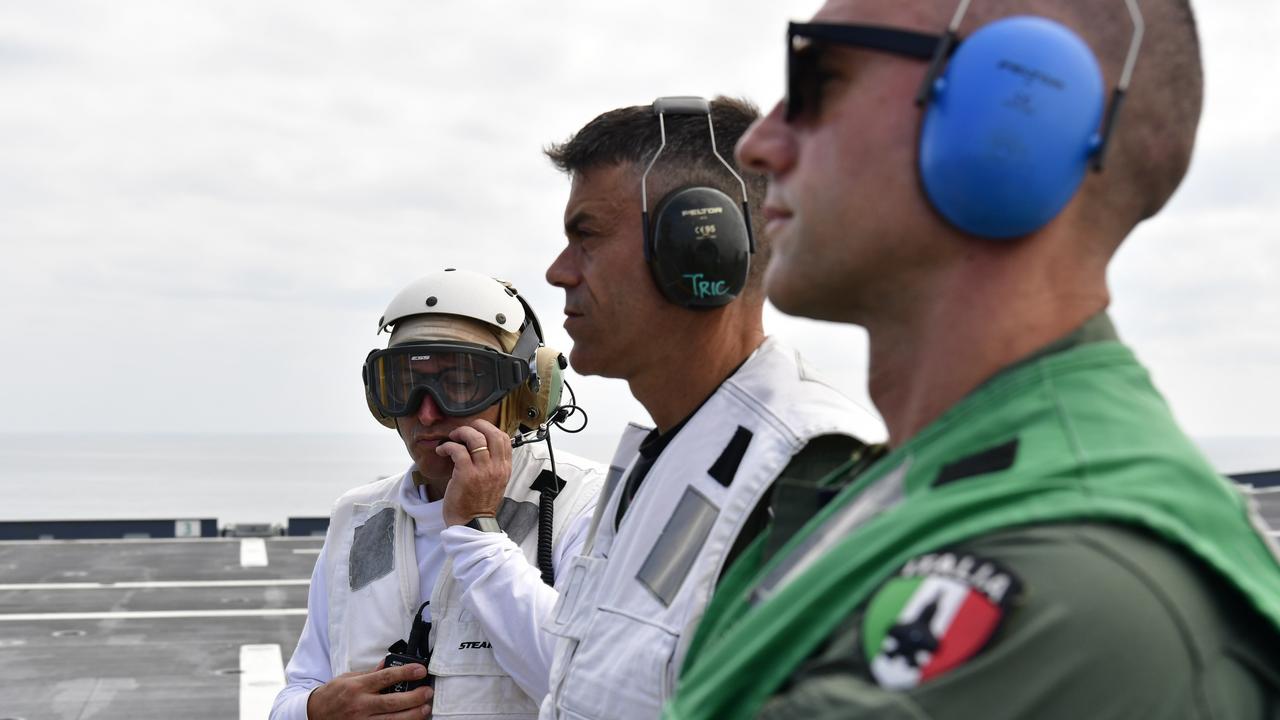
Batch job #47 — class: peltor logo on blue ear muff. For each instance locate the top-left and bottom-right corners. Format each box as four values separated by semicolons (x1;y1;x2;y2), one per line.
919;16;1105;239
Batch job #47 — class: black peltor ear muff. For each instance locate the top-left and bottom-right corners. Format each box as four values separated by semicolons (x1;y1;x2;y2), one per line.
641;96;756;311
646;186;751;309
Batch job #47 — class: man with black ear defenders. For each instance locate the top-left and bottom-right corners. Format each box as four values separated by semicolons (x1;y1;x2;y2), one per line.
539;96;885;720
669;1;1280;719
272;269;603;720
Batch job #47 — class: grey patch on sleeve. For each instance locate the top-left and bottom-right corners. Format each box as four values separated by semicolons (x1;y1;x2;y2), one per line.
637;487;720;607
497;498;540;545
349;507;396;591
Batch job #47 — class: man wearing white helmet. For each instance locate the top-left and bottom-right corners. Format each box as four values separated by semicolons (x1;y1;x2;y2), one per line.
272;269;604;720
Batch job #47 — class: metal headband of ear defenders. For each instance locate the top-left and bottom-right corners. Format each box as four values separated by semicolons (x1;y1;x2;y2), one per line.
641;96;756;256
363;341;530;418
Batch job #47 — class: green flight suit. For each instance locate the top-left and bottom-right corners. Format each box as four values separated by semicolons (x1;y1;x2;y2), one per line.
669;315;1280;719
757;522;1280;719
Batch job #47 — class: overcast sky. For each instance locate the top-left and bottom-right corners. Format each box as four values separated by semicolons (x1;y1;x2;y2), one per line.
1;0;1277;472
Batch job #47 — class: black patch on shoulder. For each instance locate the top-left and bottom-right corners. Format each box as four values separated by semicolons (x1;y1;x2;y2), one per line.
530;469;563;499
707;426;754;487
934;439;1019;488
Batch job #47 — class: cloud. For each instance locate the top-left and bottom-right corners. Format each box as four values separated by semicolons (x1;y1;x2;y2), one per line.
0;0;1277;475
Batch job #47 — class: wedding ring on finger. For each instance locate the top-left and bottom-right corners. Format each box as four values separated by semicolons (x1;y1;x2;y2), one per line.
469;446;490;455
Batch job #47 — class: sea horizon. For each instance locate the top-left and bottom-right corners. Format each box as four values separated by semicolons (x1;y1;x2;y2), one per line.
2;431;1277;526
0;430;627;526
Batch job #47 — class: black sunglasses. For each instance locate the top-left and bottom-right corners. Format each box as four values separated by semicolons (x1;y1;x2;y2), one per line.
785;22;963;123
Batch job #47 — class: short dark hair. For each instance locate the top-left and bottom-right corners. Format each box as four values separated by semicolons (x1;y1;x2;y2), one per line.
545;97;771;294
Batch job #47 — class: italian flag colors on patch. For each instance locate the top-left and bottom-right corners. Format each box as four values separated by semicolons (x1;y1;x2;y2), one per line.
861;551;1021;690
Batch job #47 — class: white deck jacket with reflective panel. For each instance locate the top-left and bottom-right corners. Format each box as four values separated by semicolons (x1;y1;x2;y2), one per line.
324;442;601;719
540;337;885;720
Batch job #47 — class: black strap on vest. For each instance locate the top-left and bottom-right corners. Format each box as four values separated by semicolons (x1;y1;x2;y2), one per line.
933;438;1020;487
708;426;755;487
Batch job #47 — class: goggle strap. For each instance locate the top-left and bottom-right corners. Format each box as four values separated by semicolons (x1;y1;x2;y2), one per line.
510;321;541;379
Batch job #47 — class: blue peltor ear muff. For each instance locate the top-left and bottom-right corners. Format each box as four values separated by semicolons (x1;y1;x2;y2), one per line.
645;185;751;309
918;16;1106;239
641;96;756;310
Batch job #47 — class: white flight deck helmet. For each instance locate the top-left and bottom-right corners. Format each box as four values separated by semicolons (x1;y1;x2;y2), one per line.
363;268;565;435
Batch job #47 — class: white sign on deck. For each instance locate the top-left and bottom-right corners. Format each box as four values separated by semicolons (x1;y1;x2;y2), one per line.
175;519;202;538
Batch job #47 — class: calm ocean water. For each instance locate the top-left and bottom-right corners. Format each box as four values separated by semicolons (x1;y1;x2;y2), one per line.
0;433;1275;526
0;432;621;525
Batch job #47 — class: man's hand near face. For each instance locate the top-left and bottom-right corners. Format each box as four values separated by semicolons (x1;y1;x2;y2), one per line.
437;418;513;528
306;662;433;719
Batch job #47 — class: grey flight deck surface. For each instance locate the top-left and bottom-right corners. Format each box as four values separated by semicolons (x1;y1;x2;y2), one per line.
1;492;1278;720
0;537;321;720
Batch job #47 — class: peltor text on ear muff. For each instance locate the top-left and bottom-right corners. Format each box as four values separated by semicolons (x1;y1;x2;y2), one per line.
916;1;1144;240
641;96;756;309
647;186;751;308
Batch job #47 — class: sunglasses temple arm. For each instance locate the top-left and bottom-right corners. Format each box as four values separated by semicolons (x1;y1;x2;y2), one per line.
916;0;971;106
914;31;958;107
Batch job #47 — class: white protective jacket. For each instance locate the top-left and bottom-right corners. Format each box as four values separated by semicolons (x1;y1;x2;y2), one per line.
541;337;885;719
326;441;602;719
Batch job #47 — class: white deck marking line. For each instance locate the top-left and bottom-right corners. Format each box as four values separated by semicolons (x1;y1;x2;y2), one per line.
0;608;307;622
240;644;286;720
0;579;309;591
291;548;321;555
241;538;269;567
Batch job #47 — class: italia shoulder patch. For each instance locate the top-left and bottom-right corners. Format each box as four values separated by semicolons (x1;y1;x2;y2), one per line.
861;551;1022;690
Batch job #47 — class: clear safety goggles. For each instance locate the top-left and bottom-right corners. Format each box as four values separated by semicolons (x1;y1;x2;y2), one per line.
364;342;529;418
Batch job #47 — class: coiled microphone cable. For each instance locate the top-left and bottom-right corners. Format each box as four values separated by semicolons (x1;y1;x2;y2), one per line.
513;379;588;586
